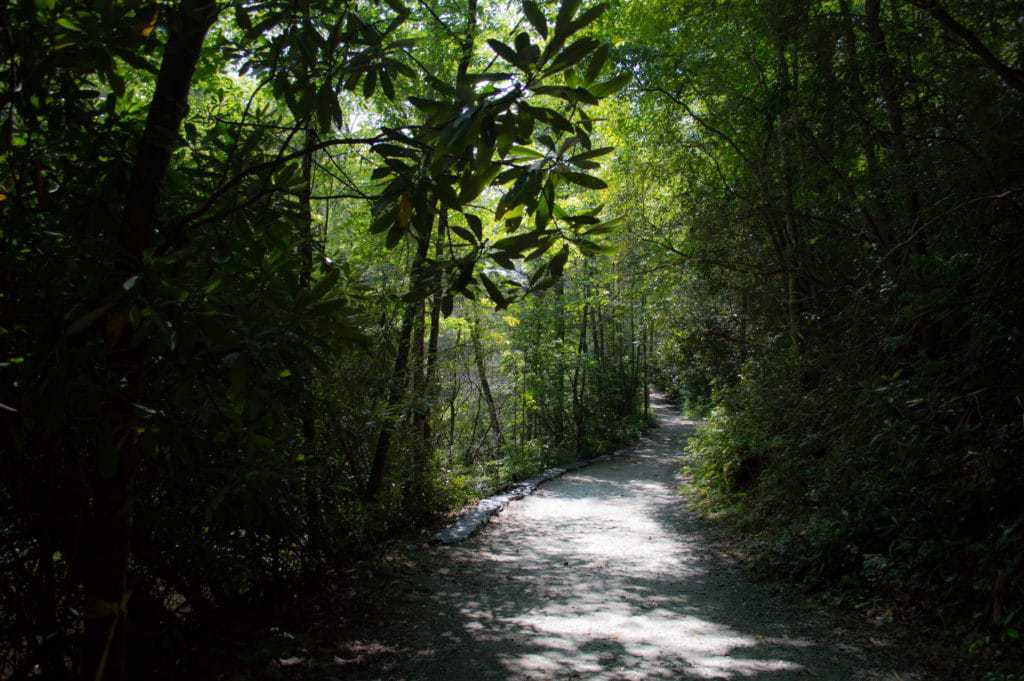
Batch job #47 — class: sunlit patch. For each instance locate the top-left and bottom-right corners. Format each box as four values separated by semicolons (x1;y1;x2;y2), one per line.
404;399;886;679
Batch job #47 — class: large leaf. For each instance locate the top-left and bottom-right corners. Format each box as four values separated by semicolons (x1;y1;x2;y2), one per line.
585;43;609;83
523;0;548;39
449;224;478;244
589;71;631;97
568;2;608;35
557;170;607;189
546;37;602;75
479;272;509;309
553;0;582;40
492;229;552;253
570;146;613;163
487;39;520;68
549;244;570;276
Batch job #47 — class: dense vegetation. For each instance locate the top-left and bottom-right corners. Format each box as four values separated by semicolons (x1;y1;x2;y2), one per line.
609;0;1024;666
2;0;1021;677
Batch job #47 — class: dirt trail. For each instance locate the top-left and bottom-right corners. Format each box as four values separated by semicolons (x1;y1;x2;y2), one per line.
329;396;918;680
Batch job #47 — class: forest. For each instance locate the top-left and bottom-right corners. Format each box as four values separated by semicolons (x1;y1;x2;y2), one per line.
1;0;1022;678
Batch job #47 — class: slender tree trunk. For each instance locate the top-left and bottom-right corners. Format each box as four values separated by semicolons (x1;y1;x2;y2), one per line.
457;0;479;85
572;299;589;452
773;33;804;354
555;278;566;439
422;209;446;441
643;317;650;418
365;230;432;500
298;129;324;573
84;2;217;679
839;0;892;247
448;329;461;458
866;0;922;251
470;312;503;450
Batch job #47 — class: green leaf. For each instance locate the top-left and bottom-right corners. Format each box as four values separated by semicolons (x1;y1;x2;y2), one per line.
589;71;631;97
467;72;515;83
380;69;396;99
439;106;484;156
308;268;341;303
570;146;613;163
525;236;556;260
531;85;598;105
549;245;570;275
487;39;520;68
479;272;509;309
523;1;548;39
574;238;606;255
362;68;378;98
568;3;608;35
585;43;609;83
554;0;582;39
546;37;602;75
492;230;550;253
450;224;478;244
465;213;483;240
509;145;544;159
385;224;404;248
458;162;501;203
557;170;607;189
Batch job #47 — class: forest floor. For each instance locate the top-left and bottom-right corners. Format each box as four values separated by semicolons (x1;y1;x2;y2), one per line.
242;396;931;680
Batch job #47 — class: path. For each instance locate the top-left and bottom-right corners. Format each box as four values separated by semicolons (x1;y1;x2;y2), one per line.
328;396;918;680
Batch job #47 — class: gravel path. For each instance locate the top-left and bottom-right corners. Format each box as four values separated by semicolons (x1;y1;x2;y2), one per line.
330;396;919;680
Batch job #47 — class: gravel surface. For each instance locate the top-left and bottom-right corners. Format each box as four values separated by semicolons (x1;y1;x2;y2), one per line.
329;396;921;680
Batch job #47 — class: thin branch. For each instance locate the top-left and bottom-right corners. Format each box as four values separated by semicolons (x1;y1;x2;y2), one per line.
643;86;754;168
161;134;384;251
414;0;457;38
906;0;1024;95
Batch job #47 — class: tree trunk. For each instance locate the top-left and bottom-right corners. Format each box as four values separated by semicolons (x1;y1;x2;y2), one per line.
85;2;218;679
298;129;323;574
572;298;589;452
865;0;922;251
365;230;432;501
420;208;448;446
839;0;892;247
471;312;503;451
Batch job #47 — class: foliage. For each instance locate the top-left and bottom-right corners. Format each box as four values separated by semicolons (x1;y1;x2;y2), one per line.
0;0;635;677
608;0;1024;663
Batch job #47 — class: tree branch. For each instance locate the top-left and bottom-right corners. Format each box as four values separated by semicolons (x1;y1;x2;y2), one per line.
906;0;1024;95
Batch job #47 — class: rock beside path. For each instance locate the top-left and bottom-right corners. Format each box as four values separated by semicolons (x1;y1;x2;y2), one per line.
435;458;619;544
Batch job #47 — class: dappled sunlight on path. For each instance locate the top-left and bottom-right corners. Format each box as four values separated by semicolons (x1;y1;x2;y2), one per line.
335;397;916;680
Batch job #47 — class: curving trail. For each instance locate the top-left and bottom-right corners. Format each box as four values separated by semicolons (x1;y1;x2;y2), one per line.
331;396;918;680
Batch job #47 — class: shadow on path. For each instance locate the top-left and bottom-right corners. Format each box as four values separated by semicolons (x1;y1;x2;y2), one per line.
330;396;917;680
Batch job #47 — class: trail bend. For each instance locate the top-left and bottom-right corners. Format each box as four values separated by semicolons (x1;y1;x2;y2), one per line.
332;396;917;680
